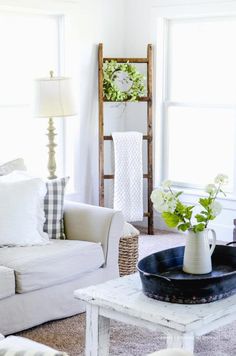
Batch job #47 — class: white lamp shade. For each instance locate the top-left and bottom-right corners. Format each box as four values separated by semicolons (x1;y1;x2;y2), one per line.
34;76;76;118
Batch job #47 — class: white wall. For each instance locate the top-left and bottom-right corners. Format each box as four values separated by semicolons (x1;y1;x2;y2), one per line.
61;0;126;204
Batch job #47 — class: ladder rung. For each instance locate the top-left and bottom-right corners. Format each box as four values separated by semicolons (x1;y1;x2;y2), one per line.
103;57;148;63
104;174;150;179
104;135;151;141
103;96;150;102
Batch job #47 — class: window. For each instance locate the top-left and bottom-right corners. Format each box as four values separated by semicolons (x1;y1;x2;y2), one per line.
0;12;62;177
162;16;236;193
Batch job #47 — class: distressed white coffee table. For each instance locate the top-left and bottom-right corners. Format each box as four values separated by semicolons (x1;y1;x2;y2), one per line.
74;273;236;356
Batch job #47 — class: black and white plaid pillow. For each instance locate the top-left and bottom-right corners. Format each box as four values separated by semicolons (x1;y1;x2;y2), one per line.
43;177;69;239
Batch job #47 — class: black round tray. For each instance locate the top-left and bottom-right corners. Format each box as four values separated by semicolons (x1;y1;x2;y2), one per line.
137;243;236;304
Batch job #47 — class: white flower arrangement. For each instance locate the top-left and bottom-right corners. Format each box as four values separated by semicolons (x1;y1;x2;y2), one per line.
151;174;228;233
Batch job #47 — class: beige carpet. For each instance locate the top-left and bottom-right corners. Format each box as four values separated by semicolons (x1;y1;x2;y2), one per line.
17;231;236;356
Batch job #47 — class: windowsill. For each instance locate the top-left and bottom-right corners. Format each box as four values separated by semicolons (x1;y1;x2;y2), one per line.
170;185;236;210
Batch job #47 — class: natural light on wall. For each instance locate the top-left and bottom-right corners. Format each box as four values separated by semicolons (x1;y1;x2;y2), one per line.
0;12;62;178
164;16;236;193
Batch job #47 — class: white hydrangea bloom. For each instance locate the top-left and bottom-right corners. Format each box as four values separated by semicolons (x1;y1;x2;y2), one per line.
210;201;222;216
150;189;162;203
205;184;217;195
214;174;229;185
150;189;163;206
161;179;173;190
151;189;177;213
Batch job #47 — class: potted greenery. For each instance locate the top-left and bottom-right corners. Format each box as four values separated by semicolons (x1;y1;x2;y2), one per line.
151;174;228;274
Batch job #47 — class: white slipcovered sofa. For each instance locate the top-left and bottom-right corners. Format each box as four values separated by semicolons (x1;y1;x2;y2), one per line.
0;201;124;335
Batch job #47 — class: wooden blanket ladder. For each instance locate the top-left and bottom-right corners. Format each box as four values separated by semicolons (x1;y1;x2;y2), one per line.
98;43;154;235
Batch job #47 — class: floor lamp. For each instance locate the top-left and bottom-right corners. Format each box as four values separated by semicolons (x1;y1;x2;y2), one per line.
34;71;76;179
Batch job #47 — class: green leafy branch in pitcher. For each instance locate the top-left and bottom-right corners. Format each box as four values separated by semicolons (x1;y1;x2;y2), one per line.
151;174;228;233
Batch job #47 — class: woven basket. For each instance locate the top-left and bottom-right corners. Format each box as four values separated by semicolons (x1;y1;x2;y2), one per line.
118;234;139;277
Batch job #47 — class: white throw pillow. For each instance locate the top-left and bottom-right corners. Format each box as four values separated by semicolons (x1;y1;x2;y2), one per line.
0;177;49;246
0;172;49;245
0;171;32;183
4;171;69;239
0;158;26;176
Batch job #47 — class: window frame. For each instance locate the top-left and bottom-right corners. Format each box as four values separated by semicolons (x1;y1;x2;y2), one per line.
153;2;236;202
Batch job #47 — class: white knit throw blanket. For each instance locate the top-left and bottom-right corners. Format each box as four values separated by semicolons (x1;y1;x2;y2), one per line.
112;131;143;222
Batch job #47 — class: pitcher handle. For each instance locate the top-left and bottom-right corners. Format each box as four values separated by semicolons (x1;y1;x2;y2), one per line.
208;228;216;256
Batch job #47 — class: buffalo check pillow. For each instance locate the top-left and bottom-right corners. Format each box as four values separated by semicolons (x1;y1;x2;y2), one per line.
43;177;69;239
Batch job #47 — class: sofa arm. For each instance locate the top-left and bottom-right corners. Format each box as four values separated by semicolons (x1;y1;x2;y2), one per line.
64;201;124;265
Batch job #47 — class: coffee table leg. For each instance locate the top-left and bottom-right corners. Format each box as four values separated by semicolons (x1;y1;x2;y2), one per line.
85;304;110;356
167;332;194;352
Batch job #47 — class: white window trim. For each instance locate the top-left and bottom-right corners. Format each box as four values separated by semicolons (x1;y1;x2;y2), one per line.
151;1;236;206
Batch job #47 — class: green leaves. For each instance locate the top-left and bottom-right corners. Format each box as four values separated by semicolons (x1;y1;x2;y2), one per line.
175;191;183;198
178;222;191;232
185;206;194;220
199;197;211;209
161;198;194;231
162;212;180;227
195;214;206;222
175;202;193;221
193;223;206;233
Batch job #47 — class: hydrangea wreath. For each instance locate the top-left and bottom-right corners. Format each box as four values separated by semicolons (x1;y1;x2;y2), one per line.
103;60;146;102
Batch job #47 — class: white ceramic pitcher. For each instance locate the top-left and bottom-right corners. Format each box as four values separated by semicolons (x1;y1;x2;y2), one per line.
183;229;216;274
